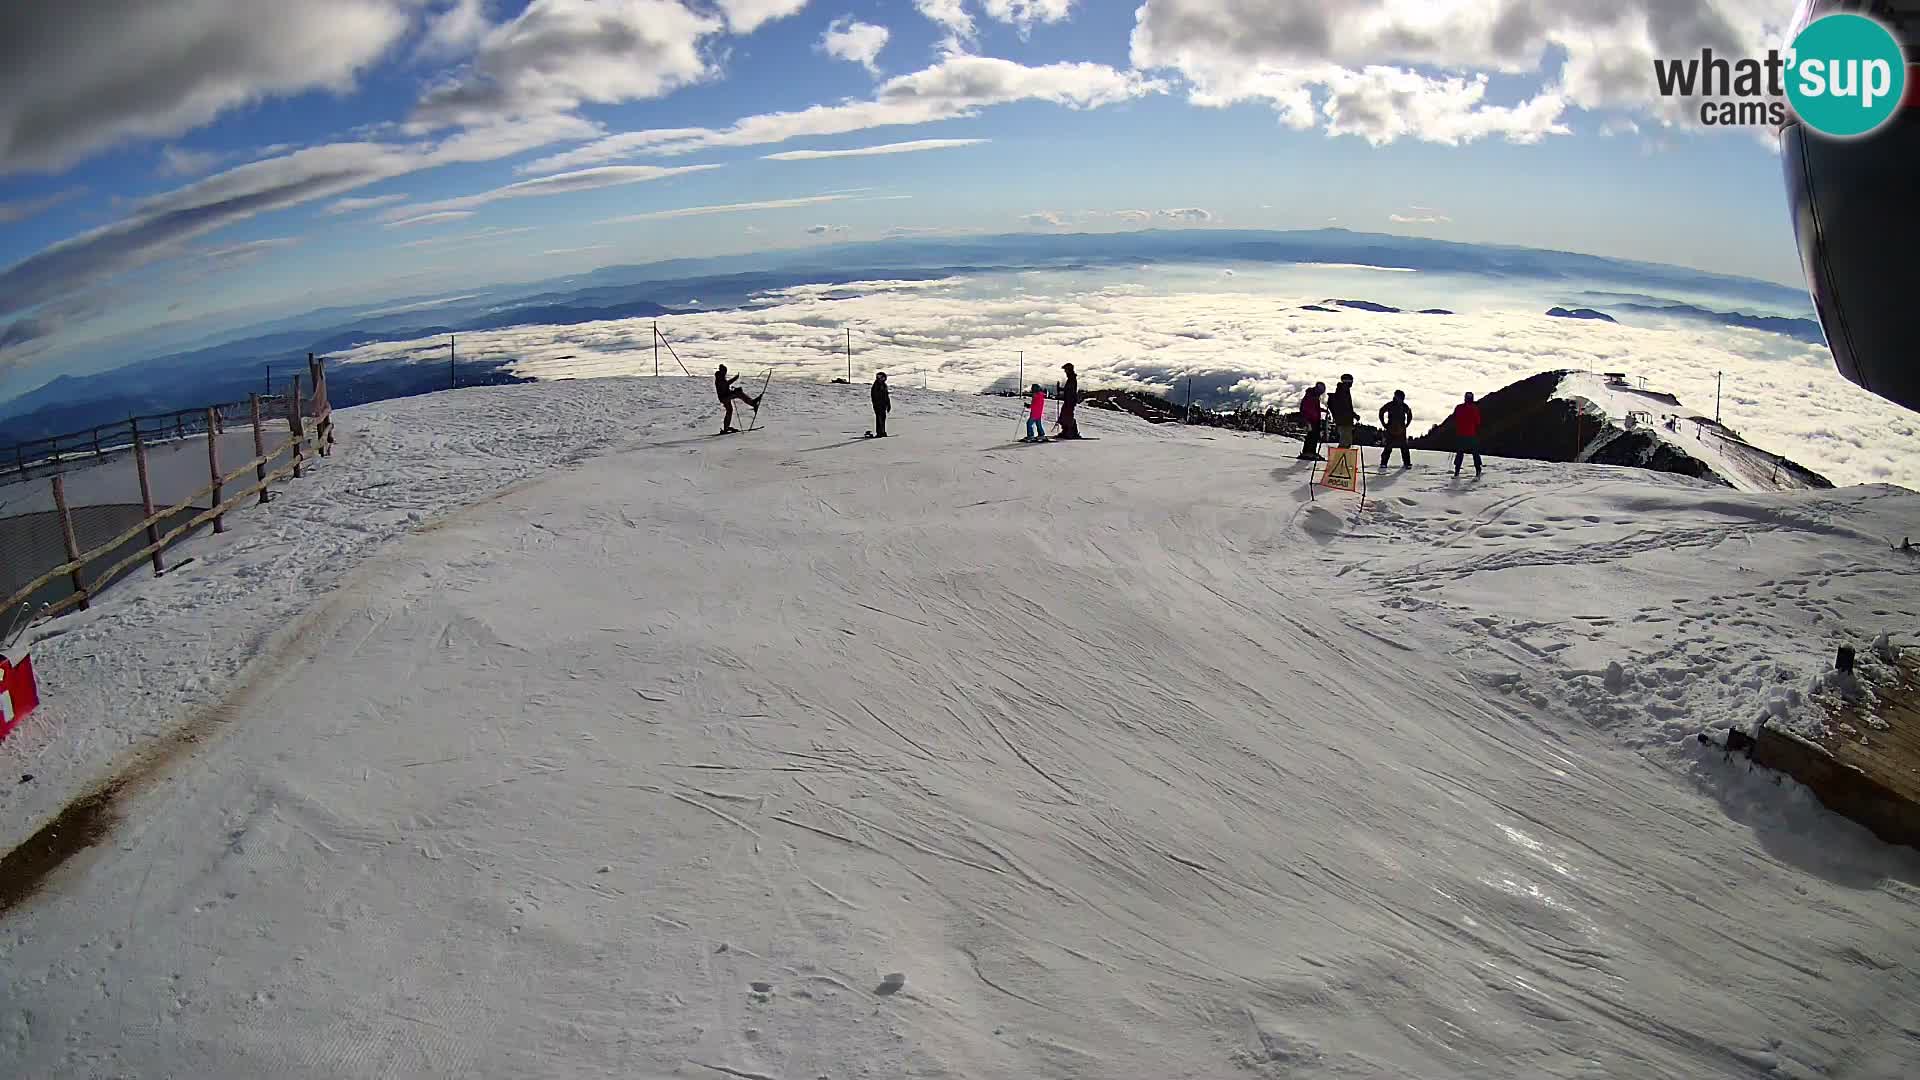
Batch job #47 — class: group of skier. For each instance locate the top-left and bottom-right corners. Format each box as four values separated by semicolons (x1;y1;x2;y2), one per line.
717;361;1483;474
1298;374;1485;477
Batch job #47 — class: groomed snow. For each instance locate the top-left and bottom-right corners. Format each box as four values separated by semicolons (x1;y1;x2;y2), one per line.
4;377;1919;1078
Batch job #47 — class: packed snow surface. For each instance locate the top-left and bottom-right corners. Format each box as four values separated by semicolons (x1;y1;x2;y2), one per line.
4;378;1920;1079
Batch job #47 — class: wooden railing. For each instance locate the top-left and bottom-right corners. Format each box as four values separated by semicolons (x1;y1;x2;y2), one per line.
2;357;335;625
2;353;336;485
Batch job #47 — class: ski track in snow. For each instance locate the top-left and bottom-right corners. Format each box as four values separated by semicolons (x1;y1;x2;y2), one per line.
3;377;1920;1078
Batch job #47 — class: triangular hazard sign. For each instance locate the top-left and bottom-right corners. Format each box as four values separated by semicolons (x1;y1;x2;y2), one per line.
1322;448;1358;491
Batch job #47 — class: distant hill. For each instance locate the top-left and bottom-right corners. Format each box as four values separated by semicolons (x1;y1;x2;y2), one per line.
1411;370;1831;491
1547;307;1618;323
1613;302;1827;345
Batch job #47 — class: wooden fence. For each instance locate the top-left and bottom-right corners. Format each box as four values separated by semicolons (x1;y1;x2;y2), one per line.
2;356;335;626
2;353;333;485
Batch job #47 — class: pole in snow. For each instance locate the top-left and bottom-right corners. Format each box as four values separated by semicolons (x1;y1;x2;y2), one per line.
449;335;457;390
846;328;852;382
1715;371;1722;424
654;321;660;377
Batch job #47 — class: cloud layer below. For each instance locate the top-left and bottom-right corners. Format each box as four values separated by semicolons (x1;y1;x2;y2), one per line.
334;267;1915;490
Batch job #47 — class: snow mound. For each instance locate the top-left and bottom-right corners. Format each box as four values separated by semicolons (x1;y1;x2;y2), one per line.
4;376;1920;1079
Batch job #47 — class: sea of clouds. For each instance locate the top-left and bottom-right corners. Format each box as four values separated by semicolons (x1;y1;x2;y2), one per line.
336;265;1918;491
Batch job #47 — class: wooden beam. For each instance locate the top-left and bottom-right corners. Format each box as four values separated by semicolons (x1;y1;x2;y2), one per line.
51;475;88;611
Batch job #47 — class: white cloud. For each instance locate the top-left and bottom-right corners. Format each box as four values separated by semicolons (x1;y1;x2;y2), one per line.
334;273;1916;491
418;0;492;58
764;138;986;161
541;243;614;256
200;236;301;265
0;0;414;175
1158;207;1214;223
521;56;1164;173
386;163;722;219
386;210;476;228
715;0;811;33
399;225;535;250
1022;211;1068;227
1389;212;1451;224
157;146;229;178
412;0;724;130
806;223;850;235
1112;209;1153;224
818;16;891;74
326;192;410;215
913;0;974;44
601;193;857;224
0;113;601;333
0;188;83;224
1601;117;1642;136
1127;1;1791;145
980;0;1076;33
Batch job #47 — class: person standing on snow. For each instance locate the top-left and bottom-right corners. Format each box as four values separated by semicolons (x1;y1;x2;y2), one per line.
714;364;762;434
1328;373;1358;448
1056;363;1083;439
1378;390;1413;469
1451;391;1484;477
1024;384;1049;442
870;371;891;437
1297;382;1326;460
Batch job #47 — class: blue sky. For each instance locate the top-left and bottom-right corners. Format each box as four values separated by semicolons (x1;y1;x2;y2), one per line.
0;0;1808;387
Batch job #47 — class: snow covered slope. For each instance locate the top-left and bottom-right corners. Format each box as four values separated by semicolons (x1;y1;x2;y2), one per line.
4;378;1919;1079
1558;372;1832;492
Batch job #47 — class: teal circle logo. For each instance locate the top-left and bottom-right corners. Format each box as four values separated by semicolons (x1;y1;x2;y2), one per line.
1786;13;1907;137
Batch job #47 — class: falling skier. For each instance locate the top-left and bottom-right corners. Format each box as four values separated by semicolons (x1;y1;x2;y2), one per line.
714;364;762;434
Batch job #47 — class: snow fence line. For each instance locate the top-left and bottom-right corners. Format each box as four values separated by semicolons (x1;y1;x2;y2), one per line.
1;355;335;624
0;377;686;857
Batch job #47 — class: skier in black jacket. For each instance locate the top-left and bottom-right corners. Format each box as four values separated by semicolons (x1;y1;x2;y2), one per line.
871;371;891;437
1328;373;1358;447
1378;390;1413;469
1056;362;1082;439
714;364;761;433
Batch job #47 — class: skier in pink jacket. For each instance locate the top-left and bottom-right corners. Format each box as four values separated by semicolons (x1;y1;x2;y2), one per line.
1023;384;1048;442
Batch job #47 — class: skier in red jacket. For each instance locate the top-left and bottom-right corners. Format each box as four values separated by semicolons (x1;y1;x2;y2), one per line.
1451;392;1484;477
1297;382;1327;461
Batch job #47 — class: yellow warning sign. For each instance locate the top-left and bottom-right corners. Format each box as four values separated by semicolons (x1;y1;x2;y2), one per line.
1321;446;1361;492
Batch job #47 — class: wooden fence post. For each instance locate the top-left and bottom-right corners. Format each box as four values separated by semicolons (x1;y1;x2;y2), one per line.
134;432;165;576
206;408;224;534
51;475;88;611
250;394;270;505
289;375;306;479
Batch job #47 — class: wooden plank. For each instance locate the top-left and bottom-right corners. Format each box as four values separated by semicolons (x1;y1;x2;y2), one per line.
134;431;165;576
206;408;224;534
51;475;88;612
251;394;269;506
1754;656;1920;850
